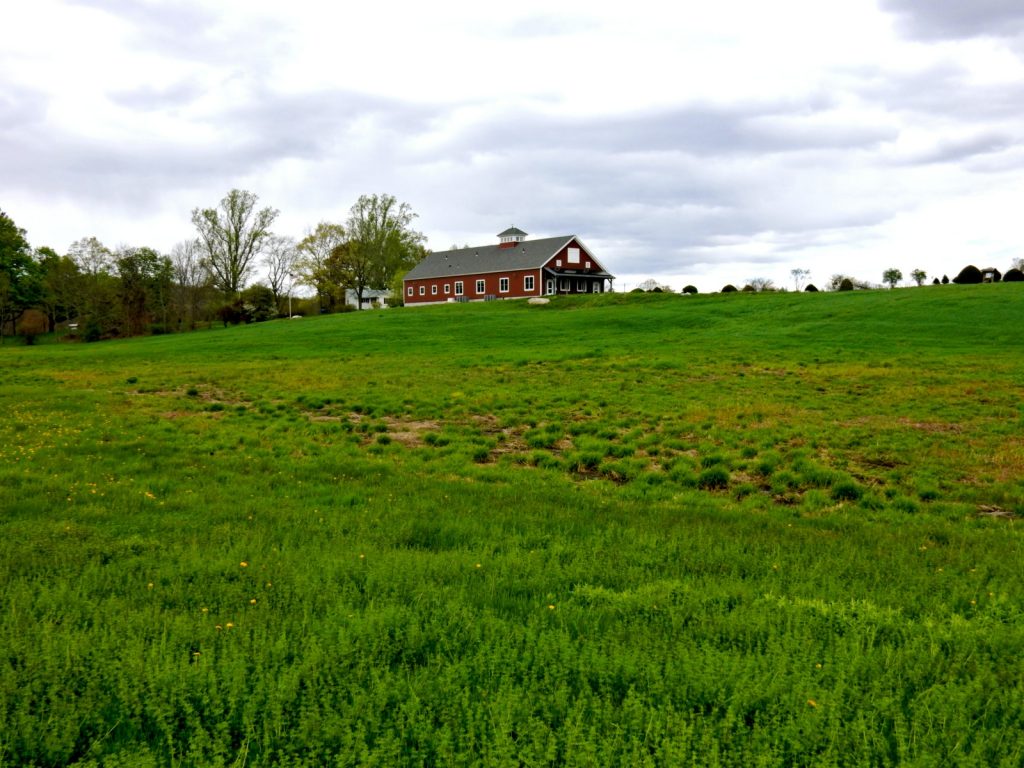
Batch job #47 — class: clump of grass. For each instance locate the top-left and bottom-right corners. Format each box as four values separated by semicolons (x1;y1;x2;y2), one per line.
697;467;730;489
832;479;864;501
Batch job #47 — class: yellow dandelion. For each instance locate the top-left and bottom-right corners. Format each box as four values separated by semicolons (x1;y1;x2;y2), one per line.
201;607;209;613
147;582;154;589
250;598;257;605
548;604;556;610
807;699;817;708
240;561;248;568
475;563;482;569
193;651;201;657
226;622;234;629
815;663;822;669
359;553;365;560
215;624;223;631
265;582;272;588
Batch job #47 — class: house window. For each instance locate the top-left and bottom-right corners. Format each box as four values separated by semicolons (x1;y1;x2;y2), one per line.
524;275;535;292
444;284;451;295
568;247;580;264
592;282;601;293
576;280;584;292
431;285;438;295
546;279;554;295
475;279;485;294
499;277;509;293
556;259;562;267
455;281;464;296
585;261;591;269
407;286;413;297
419;286;425;296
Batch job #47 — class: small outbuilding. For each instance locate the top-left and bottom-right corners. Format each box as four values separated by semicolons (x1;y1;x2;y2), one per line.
402;228;614;305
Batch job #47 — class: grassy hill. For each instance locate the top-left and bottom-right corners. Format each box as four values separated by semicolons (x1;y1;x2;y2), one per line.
2;286;1023;765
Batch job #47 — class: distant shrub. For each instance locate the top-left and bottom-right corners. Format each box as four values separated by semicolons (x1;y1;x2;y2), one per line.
953;265;983;284
831;480;863;501
804;284;819;292
186;387;199;397
838;278;854;292
721;284;738;293
1003;267;1024;282
941;274;949;284
682;285;698;294
630;287;645;293
376;434;392;446
697;467;730;489
932;278;941;285
741;284;756;292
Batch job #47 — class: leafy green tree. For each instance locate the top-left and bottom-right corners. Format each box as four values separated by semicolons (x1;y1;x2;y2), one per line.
883;268;903;288
325;240;375;310
37;247;81;332
115;246;172;336
192;189;278;296
68;237;118;339
953;265;982;284
344;194;426;307
296;222;346;313
0;211;42;344
910;269;927;286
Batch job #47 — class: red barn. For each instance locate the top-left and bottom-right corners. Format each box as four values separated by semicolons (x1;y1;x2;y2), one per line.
402;228;615;305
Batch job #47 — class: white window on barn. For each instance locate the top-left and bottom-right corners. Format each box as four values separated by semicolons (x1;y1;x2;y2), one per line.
524;275;535;292
455;281;464;296
407;286;413;297
556;259;562;267
444;284;451;295
499;277;509;293
476;279;485;294
431;285;438;295
419;286;425;296
585;261;591;269
576;279;584;292
568;247;580;264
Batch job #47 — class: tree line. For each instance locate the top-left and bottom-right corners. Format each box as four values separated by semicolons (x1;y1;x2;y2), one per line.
0;191;426;344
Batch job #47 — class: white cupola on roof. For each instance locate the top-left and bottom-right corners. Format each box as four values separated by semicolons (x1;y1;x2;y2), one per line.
497;226;527;247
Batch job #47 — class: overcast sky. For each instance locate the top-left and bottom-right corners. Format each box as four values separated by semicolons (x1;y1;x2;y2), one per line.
2;0;1023;291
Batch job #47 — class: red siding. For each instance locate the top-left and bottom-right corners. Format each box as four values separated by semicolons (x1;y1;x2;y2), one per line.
404;268;542;305
542;238;605;273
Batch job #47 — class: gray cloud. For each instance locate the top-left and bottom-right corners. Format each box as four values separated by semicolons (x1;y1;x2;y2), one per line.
880;0;1024;40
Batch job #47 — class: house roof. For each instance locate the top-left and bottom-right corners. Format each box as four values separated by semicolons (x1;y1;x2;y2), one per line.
497;226;528;237
405;235;581;280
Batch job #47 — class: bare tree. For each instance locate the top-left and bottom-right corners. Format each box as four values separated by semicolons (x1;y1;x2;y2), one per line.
791;268;810;291
747;277;775;292
191;189;278;296
263;235;298;312
171;239;210;329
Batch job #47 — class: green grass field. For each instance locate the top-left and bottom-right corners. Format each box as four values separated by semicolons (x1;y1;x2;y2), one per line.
2;286;1023;766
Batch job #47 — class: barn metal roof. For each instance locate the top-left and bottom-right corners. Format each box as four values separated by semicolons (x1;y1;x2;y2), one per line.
405;236;578;280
